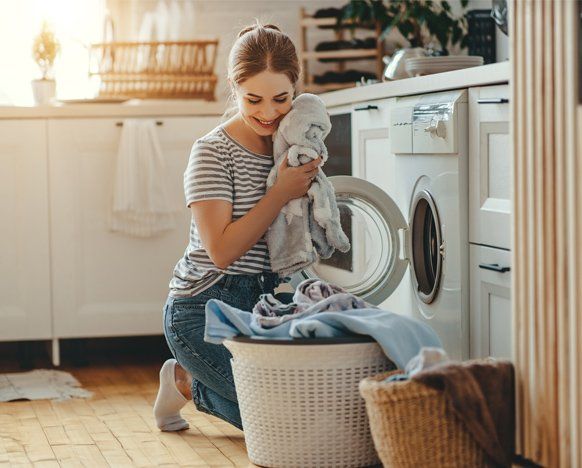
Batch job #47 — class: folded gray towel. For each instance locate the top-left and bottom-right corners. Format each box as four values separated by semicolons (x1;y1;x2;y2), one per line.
266;93;350;276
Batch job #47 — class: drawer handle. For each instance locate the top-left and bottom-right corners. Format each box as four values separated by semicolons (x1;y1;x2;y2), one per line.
477;98;509;104
354;105;379;111
116;121;164;126
479;263;511;273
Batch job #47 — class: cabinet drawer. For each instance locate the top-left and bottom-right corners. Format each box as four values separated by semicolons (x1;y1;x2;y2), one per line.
352;98;391;131
469;84;512;249
469;244;512;359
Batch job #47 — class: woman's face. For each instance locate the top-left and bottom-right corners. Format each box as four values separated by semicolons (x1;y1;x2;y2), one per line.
233;70;294;137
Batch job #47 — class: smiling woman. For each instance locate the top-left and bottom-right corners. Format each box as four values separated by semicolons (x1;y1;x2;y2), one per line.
0;0;105;105
154;22;324;432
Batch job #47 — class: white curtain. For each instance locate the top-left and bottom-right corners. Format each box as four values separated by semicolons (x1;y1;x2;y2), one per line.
511;0;581;466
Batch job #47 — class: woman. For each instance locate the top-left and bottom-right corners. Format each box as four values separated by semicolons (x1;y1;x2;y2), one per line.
153;23;322;431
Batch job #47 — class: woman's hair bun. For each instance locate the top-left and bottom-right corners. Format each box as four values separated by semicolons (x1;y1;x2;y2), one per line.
237;22;281;38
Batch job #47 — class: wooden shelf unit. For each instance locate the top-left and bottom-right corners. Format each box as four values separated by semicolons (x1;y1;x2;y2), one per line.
299;7;384;93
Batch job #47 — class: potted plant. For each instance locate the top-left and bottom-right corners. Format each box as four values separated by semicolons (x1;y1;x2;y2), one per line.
31;21;60;105
340;0;470;79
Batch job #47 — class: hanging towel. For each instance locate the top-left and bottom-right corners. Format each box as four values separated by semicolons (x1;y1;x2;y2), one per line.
204;298;442;369
266;93;350;276
110;119;177;237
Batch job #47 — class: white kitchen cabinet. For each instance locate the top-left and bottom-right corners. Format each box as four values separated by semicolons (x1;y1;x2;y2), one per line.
47;116;219;339
470;244;512;359
0;120;53;341
351;97;413;313
469;84;512;249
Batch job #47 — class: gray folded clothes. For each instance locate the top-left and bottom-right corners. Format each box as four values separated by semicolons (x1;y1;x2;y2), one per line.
252;293;299;317
293;277;349;304
293;277;378;310
253;292;373;329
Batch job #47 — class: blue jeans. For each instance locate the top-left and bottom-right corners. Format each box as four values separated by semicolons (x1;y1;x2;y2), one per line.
163;272;283;430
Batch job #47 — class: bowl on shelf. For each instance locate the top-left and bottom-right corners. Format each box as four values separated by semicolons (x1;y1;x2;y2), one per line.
404;55;484;77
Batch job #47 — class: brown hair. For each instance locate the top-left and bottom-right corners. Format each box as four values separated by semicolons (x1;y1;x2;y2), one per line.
228;21;300;89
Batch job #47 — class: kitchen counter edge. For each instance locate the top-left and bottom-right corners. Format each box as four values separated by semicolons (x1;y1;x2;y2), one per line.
319;61;510;108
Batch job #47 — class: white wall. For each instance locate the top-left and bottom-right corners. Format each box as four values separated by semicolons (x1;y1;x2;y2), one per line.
108;0;370;103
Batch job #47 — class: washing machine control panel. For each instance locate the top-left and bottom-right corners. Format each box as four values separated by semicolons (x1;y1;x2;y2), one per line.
412;101;457;154
390;90;465;155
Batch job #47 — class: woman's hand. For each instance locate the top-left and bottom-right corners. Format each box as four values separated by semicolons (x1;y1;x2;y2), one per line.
273;154;322;203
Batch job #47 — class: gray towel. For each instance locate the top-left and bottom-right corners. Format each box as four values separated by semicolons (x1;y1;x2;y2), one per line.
266;93;350;276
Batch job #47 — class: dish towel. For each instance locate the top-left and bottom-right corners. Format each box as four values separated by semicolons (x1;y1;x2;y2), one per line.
110;119;177;237
204;298;442;369
266;93;350;276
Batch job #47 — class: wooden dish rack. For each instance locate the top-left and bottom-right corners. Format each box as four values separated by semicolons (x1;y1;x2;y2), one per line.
89;40;219;100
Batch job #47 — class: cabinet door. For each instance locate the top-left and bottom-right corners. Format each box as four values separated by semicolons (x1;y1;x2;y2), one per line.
353;98;395;197
48;116;219;338
469;84;512;249
351;98;412;313
470;244;512;359
0;120;52;340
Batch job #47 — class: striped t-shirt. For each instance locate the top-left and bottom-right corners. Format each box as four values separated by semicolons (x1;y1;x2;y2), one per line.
169;125;274;297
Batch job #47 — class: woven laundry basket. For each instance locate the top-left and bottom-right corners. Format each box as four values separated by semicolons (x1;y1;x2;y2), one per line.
224;336;395;468
359;370;490;468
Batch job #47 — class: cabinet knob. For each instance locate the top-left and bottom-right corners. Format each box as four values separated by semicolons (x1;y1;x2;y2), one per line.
115;121;164;127
479;263;511;273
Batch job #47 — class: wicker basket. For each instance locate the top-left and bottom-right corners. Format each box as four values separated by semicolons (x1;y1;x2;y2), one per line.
224;337;396;468
89;40;218;100
359;370;490;468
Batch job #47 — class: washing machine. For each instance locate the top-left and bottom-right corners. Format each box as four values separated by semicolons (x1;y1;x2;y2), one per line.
289;89;469;360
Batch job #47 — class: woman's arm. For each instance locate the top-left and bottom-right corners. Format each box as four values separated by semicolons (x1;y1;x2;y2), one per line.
191;156;322;269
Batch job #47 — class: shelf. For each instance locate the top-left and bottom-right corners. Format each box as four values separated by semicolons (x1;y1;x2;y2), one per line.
300;7;383;95
299;17;375;28
302;49;378;60
300;17;337;27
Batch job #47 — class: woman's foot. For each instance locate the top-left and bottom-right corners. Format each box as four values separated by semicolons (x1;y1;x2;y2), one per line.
153;358;190;431
174;361;193;400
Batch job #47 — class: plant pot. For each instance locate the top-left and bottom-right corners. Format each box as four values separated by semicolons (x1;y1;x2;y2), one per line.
31;79;56;105
383;47;427;81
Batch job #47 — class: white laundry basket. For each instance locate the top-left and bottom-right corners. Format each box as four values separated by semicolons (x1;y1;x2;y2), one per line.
224;336;395;468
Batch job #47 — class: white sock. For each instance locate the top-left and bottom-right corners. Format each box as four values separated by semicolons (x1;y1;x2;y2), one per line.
153;358;190;431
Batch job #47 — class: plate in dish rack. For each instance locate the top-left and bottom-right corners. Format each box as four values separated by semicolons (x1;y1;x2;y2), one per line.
405;56;484;76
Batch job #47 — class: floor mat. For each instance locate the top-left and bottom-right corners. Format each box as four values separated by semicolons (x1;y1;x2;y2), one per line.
0;369;92;402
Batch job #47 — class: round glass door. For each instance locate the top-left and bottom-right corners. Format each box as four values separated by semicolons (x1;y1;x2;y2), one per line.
409;190;443;304
295;176;408;306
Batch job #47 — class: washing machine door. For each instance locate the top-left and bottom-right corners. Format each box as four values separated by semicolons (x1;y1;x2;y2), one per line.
291;176;408;306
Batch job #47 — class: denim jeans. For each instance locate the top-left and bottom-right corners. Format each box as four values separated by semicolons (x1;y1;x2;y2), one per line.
163;272;282;430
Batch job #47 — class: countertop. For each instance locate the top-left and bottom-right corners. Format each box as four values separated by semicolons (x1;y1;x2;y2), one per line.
319;61;510;108
0;99;226;119
0;62;510;119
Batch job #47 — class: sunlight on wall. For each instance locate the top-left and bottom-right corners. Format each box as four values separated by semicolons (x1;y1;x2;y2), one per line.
0;0;105;105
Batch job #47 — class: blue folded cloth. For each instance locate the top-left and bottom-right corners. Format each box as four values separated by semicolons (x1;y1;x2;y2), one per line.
204;299;442;369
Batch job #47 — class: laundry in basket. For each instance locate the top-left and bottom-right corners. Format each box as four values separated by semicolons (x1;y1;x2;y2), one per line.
205;297;441;369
